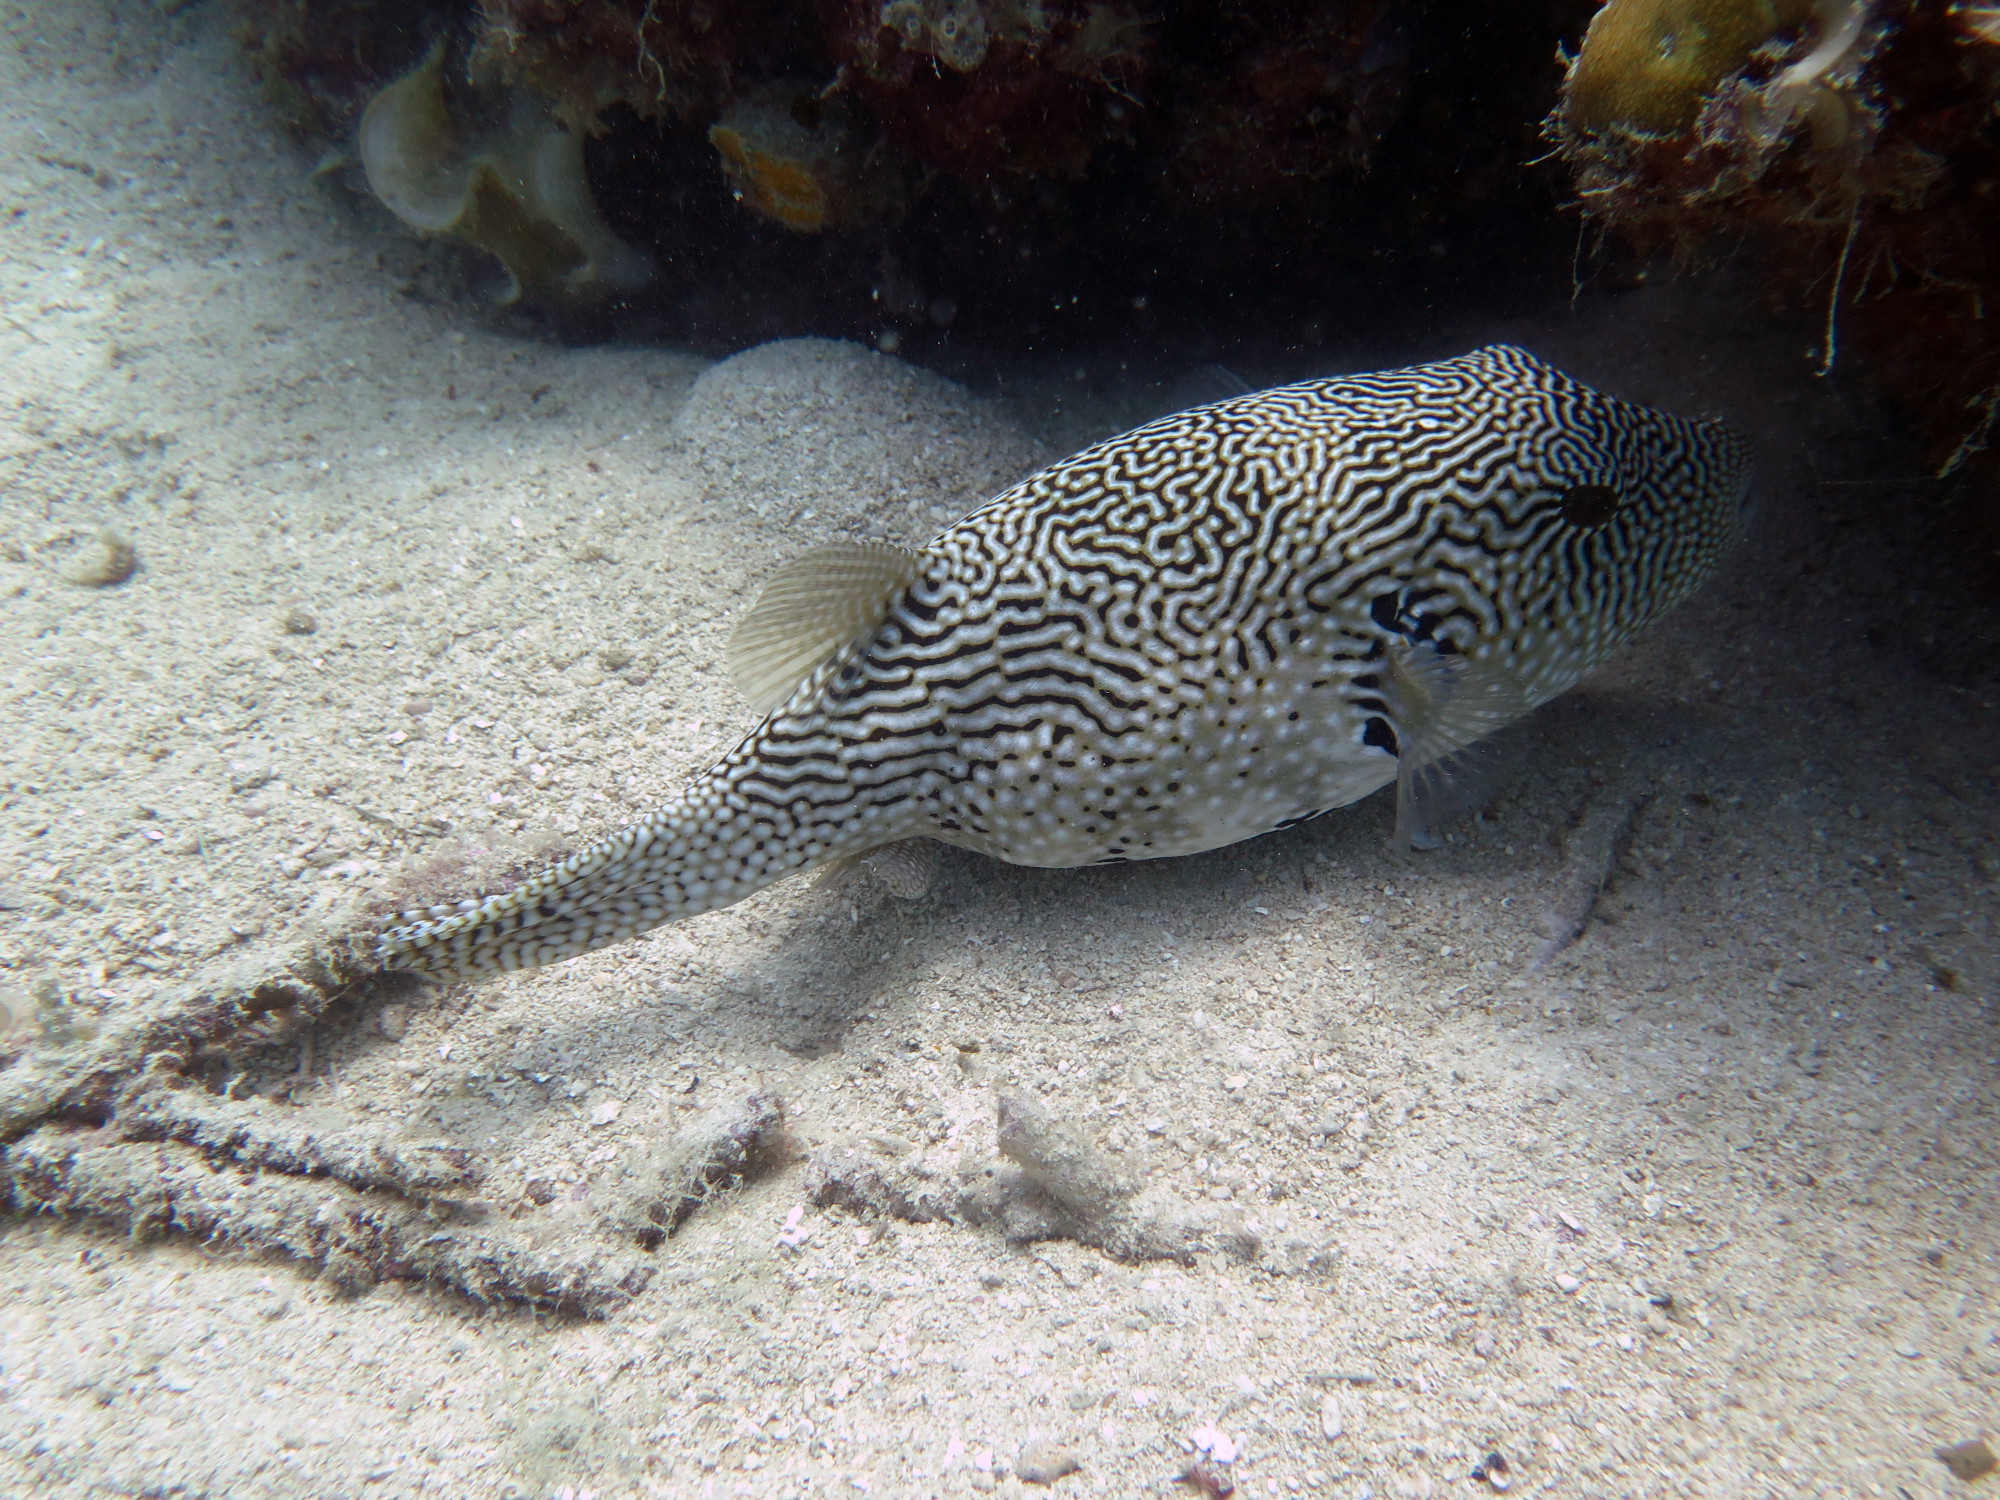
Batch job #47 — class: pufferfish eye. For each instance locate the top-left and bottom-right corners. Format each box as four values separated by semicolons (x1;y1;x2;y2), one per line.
1560;483;1621;528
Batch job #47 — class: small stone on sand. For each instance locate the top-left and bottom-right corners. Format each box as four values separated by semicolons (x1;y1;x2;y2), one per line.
1015;1440;1082;1484
1178;1458;1236;1497
1937;1438;1998;1481
1471;1451;1513;1491
63;527;137;587
1319;1392;1344;1440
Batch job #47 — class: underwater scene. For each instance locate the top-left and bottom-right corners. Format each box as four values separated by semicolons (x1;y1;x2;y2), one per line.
2;1;1999;1496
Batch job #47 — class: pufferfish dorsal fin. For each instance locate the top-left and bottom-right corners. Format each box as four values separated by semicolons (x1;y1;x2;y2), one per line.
1386;642;1533;850
727;540;927;714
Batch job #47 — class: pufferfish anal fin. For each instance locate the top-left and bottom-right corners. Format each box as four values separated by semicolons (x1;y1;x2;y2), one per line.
1386;642;1533;851
817;837;939;899
727;540;927;714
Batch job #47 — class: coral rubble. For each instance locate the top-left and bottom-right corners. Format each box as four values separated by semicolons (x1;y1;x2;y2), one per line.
801;1093;1267;1265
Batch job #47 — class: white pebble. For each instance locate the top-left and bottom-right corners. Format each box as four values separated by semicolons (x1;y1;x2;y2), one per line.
1319;1392;1343;1440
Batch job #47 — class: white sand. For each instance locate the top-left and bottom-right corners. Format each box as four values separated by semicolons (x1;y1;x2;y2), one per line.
1;6;1997;1500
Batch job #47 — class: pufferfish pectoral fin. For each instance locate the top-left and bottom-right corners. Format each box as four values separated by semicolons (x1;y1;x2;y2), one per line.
726;540;927;714
1385;642;1533;851
817;837;940;899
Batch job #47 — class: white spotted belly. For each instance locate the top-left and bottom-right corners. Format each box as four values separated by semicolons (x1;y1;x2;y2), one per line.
927;670;1397;867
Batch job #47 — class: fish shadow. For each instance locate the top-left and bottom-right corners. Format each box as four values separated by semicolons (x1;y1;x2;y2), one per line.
719;683;1767;1057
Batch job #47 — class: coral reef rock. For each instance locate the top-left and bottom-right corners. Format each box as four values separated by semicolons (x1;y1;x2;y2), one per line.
708;83;904;231
1553;0;2000;535
829;0;1151;180
240;0;437;138
1564;0;1820;136
1154;0;1412;208
469;0;807;129
233;2;1603;360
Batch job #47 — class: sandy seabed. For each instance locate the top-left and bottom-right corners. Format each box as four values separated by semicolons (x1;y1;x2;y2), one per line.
2;5;1999;1500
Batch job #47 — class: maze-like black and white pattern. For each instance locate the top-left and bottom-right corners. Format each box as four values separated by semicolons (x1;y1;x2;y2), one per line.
380;345;1750;974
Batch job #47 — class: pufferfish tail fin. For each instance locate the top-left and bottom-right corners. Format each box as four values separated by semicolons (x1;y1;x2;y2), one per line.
726;541;927;714
1386;642;1533;850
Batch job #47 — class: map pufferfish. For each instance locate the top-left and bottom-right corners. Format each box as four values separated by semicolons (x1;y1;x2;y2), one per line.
378;344;1752;977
